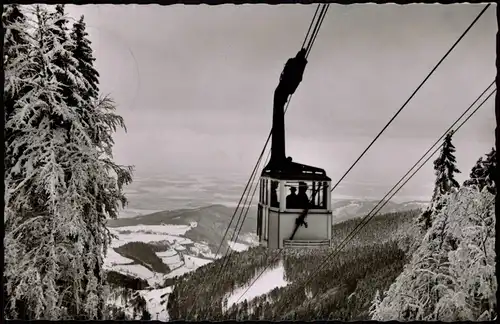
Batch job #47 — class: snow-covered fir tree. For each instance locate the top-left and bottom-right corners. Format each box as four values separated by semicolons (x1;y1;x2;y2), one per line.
3;4;34;171
3;4;32;67
431;131;461;200
417;131;461;231
45;5;88;137
3;4;133;320
370;187;496;321
70;14;99;103
465;157;485;186
481;148;496;195
464;148;496;195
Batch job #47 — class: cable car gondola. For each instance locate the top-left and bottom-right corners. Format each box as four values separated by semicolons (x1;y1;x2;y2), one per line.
256;48;333;249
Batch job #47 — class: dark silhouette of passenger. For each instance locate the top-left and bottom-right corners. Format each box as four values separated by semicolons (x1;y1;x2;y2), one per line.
286;187;298;209
297;182;310;209
270;181;279;208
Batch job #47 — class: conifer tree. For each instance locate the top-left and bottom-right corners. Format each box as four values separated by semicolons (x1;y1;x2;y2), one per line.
464;148;496;195
371;187;496;321
417;132;461;231
46;4;89;138
432;131;461;201
482;148;496;195
3;4;31;73
4;5;133;320
3;4;33;171
70;15;99;103
464;157;485;188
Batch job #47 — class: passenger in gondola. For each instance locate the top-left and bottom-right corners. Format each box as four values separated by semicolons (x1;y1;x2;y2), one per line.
286;186;298;209
297;182;310;209
270;181;279;208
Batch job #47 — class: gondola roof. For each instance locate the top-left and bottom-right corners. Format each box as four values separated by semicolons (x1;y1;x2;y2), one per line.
261;159;331;181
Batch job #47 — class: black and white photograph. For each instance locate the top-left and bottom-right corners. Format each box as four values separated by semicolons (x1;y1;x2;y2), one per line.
2;2;498;321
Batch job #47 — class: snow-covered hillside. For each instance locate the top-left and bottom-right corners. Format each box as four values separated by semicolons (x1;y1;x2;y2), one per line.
105;223;257;281
223;262;289;311
104;220;258;321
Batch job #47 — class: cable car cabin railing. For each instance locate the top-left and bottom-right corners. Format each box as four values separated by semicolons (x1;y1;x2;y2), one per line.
283;239;332;248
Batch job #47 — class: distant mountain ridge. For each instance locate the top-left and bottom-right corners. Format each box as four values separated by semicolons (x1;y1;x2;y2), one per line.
109;199;427;237
331;199;428;223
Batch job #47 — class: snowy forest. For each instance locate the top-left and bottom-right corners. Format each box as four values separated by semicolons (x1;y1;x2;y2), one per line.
3;3;497;322
168;134;496;321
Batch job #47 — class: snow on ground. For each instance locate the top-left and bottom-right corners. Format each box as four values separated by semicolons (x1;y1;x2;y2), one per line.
164;254;213;279
156;249;179;258
109;230;193;248
189;242;217;259
113;224;193;236
111;264;165;287
175;244;186;251
156;249;183;269
107;224;196;249
118;208;164;218
140;287;173;321
332;201;362;217
239;233;260;246
184;255;212;269
104;247;134;267
228;240;250;252
224;262;288;310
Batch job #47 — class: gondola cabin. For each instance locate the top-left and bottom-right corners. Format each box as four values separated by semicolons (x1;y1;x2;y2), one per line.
257;162;333;249
256;47;334;249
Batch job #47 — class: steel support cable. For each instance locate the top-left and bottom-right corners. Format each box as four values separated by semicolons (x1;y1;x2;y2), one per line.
306;4;330;58
219;175;262;278
302;4;321;49
186;136;267;320
212;147;264;259
329;3;491;195
323;80;495;252
281;87;496;311
186;6;330;319
234;84;496;310
305;4;329;57
218;156;264;275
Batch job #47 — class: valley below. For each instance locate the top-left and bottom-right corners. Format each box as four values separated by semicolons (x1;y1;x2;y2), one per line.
104;199;427;321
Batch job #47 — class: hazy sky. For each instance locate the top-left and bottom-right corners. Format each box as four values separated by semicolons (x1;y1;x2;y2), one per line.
65;3;496;201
